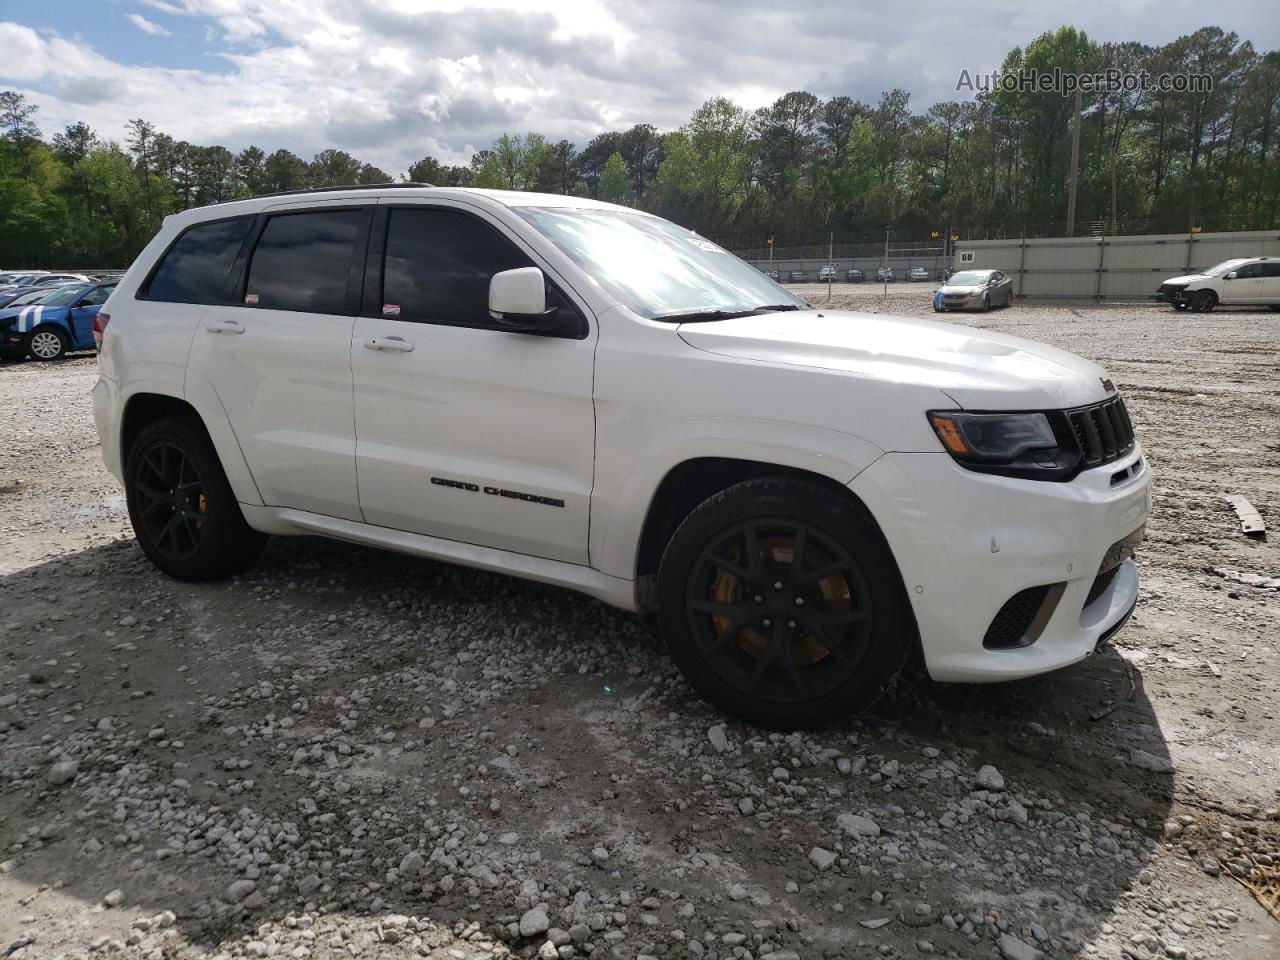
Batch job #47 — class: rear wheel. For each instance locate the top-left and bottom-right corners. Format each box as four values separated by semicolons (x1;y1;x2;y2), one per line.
1190;290;1217;313
26;326;67;361
656;477;913;728
125;417;267;580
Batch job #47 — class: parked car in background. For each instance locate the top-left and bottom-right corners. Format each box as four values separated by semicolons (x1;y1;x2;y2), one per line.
875;267;895;282
0;271;50;289
0;285;64;309
1154;257;1280;312
0;280;116;361
908;266;930;282
818;265;838;282
788;269;807;282
846;268;865;283
32;272;92;287
764;269;779;281
934;269;1013;312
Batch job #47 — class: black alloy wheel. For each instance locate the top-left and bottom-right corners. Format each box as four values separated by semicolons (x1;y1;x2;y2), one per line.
656;477;914;728
125;417;267;580
132;439;208;561
684;519;873;705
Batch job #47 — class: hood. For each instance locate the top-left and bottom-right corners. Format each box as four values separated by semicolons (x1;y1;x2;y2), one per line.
1161;274;1211;285
2;303;64;333
940;284;984;295
677;309;1113;410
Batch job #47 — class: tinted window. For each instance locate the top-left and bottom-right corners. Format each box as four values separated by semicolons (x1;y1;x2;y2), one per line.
383;209;535;326
146;217;253;303
1260;262;1280;278
245;210;364;315
1232;263;1261;278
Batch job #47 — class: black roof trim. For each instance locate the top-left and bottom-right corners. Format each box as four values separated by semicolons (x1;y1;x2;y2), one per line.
214;182;436;205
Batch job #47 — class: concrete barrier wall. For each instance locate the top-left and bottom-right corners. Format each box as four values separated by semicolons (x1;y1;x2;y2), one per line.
949;230;1280;300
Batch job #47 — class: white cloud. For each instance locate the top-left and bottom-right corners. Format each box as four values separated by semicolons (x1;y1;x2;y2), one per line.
127;13;171;36
1;2;1278;177
138;0;187;13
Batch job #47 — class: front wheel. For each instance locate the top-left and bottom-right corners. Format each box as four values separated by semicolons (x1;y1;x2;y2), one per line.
656;477;913;728
1190;290;1216;313
1172;301;1190;312
982;294;991;312
26;326;68;361
125;417;267;581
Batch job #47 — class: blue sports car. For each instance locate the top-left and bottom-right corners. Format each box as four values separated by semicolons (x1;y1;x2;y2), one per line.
0;281;116;362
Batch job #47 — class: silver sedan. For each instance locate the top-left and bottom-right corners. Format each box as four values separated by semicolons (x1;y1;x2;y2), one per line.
933;269;1013;312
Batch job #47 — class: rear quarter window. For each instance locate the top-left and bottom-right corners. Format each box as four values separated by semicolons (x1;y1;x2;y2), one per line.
144;217;254;304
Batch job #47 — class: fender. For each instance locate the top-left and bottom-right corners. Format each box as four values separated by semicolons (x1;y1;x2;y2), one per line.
591;416;885;580
179;370;265;507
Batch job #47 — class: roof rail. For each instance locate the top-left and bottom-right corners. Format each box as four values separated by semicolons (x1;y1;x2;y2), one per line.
214;182;437;205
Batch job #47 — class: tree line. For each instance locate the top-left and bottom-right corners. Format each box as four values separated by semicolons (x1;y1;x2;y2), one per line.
1;24;1277;268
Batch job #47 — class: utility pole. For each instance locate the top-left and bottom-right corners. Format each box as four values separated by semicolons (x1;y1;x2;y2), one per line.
827;230;833;298
1065;85;1082;238
882;227;889;298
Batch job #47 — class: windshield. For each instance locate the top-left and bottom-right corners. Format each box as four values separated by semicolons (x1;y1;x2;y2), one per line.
1202;259;1249;277
36;285;84;306
946;271;990;285
515;207;808;320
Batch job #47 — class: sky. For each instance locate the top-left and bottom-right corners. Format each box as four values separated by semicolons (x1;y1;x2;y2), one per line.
2;0;1278;177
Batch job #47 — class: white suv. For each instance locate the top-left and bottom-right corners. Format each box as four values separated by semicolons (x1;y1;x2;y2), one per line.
93;186;1151;727
1155;257;1280;312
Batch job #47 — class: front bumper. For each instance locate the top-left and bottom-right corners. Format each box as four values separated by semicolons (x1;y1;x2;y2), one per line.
1153;285;1189;305
850;445;1151;682
938;292;985;310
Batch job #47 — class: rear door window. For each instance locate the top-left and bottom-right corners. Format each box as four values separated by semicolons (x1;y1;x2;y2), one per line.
244;209;366;315
145;217;253;303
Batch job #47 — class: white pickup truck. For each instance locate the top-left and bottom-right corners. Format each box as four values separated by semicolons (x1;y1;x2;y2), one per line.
93;186;1150;727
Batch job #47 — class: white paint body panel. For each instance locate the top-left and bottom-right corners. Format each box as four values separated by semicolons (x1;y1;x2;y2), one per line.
96;186;1151;688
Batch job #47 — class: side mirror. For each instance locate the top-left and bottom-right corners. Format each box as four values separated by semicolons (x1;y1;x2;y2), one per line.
1225;271;1238;279
489;267;562;334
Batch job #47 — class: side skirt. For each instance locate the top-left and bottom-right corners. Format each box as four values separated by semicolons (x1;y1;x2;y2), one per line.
239;503;638;612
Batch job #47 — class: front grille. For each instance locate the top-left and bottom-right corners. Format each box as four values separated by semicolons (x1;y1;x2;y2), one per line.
1068;397;1135;469
1084;566;1120;607
1157;283;1187;295
983;585;1051;649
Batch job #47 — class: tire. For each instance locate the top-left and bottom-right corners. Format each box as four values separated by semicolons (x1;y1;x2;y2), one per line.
982;293;991;312
1268;305;1280;312
26;326;68;361
656;477;914;729
125;417;267;581
1190;290;1216;313
1172;301;1190;312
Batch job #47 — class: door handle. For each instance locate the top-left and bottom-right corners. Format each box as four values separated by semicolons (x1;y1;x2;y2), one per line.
363;336;414;353
205;319;245;335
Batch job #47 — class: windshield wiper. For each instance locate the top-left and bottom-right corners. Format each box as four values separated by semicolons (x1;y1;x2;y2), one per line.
653;303;806;323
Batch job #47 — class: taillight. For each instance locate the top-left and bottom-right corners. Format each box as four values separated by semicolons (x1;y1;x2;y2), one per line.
93;312;110;348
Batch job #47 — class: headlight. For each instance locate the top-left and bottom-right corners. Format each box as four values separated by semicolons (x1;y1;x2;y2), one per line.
927;411;1078;480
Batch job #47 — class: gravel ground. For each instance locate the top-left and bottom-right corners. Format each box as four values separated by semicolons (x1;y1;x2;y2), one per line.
0;289;1277;960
